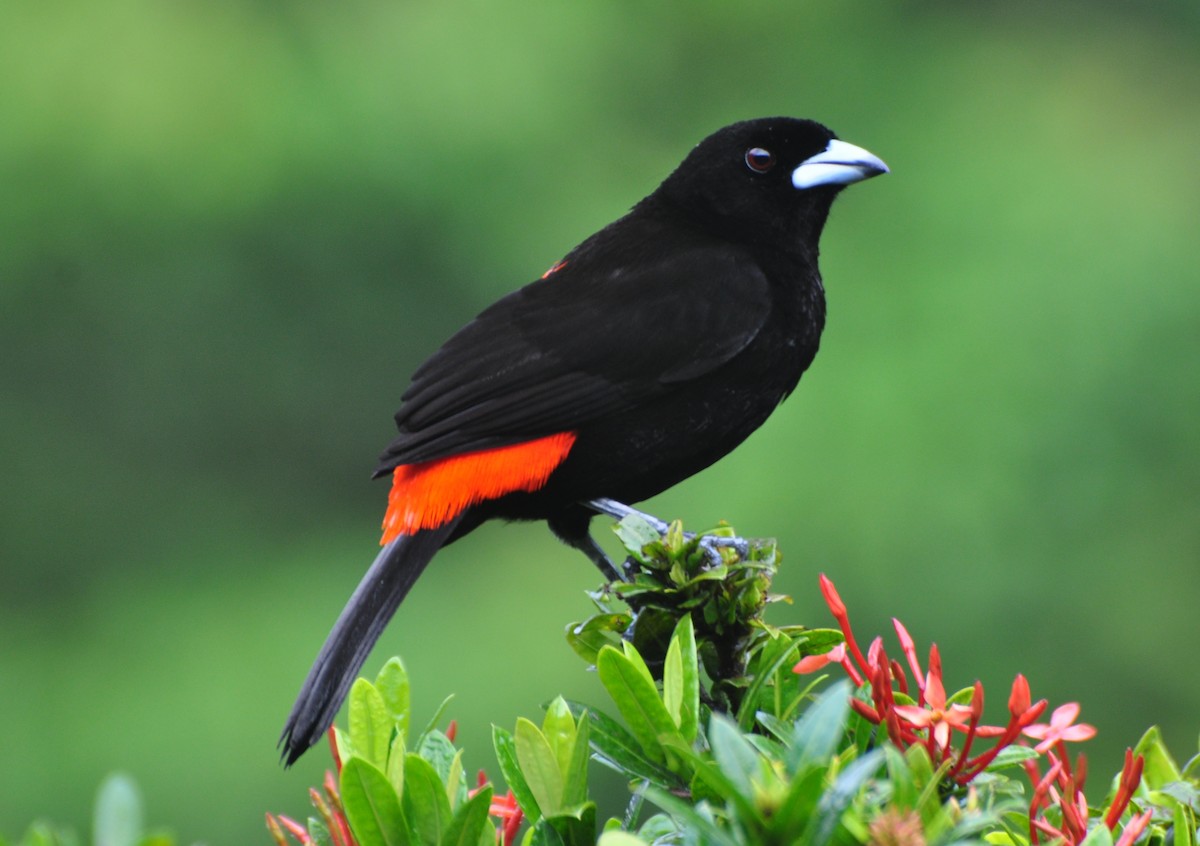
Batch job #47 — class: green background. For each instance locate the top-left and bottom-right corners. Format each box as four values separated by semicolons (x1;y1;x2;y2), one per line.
2;0;1197;841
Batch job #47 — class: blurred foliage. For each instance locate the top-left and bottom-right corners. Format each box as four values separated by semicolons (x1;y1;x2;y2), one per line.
1;773;183;846
1;0;1197;842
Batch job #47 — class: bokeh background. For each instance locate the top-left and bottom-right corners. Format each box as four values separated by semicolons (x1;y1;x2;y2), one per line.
2;0;1198;841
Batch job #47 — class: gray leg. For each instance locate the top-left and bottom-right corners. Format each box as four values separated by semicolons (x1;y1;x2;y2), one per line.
585;498;670;534
585;498;750;564
548;507;624;583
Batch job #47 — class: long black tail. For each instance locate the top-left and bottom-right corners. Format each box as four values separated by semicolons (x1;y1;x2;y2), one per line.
279;517;462;766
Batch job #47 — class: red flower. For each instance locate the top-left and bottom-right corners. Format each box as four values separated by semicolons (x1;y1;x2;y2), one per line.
1115;811;1153;846
487;789;524;846
1023;703;1096;753
798;574;1050;787
793;643;846;674
893;664;973;751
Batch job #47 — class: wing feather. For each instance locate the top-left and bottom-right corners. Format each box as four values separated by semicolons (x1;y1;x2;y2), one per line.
376;234;771;474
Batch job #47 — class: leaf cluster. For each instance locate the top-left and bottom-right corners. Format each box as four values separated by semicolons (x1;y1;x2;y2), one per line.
2;774;181;846
567;515;840;716
323;659;496;846
568;617;1022;846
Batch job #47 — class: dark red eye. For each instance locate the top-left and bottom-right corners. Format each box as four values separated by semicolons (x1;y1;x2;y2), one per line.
745;147;775;173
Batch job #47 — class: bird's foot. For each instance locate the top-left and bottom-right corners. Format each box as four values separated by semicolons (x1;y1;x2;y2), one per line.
585;498;669;533
696;533;750;562
585;498;748;567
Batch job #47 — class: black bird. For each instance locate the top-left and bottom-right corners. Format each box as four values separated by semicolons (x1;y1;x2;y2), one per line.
281;117;887;764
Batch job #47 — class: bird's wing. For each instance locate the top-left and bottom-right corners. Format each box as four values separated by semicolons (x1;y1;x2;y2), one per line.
375;244;772;472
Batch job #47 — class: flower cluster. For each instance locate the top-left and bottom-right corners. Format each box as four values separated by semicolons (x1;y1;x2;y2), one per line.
1024;738;1148;846
266;730;358;846
795;574;1150;846
267;724;526;846
477;772;524;846
795;574;1057;785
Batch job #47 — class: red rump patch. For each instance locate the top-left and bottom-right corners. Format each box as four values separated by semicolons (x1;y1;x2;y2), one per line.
380;432;577;544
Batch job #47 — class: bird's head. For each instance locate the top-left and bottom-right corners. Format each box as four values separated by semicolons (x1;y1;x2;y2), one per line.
656;117;888;248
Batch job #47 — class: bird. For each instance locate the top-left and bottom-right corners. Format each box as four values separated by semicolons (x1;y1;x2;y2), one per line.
279;116;887;765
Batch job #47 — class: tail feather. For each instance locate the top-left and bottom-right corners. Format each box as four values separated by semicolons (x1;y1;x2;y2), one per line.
279;517;461;766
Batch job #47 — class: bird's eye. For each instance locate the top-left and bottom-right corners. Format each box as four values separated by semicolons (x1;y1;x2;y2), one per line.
744;147;776;173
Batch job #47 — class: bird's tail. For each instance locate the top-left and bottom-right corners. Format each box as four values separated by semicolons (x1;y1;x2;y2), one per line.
279;516;462;766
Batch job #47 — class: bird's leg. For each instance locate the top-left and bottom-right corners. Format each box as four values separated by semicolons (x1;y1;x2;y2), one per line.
697;533;751;561
547;508;625;583
585;498;750;563
585;498;670;534
569;532;625;583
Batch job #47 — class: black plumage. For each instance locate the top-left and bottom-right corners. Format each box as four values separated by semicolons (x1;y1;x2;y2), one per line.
281;117;887;764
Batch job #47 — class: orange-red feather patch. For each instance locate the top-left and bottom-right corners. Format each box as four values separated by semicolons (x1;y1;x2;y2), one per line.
380;432;577;544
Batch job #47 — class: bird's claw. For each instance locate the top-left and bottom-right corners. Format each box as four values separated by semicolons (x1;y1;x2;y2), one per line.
586;497;750;567
695;534;750;565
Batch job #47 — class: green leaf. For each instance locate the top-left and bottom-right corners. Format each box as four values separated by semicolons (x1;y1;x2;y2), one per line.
904;743;935;789
596;645;681;766
1174;803;1196;846
340;757;410;846
562;702;678;787
663;630;683;729
795;629;846;654
562;711;591;807
94;773;142;846
1184;742;1200;780
664;520;685;553
444;749;465;810
757;711;793;743
1134;726;1183;788
946;686;976;707
375;658;411;742
415;695;456;747
613;515;662;562
737;633;802;729
349;678;393;768
804;748;885;846
492;725;543;823
402;753;452;846
308;817;334;846
475;820;495;846
745;732;785;761
983;833;1019;846
596;833;649;846
677;563;728;586
626;608;678;666
529;823;566;846
1155;780;1200;813
771;765;830;836
659;733;759;824
439;787;491;846
417;731;459;785
663;615;699;742
542;697;578;780
566;615;629;665
1079;820;1115;846
984;744;1040;771
642;786;740;846
20;823;66;846
541;804;598;846
634;814;678;842
708;714;761;795
386;732;406;796
787;679;852;775
885;744;918;811
620;641;657;687
138;834;172;846
517;717;566;817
